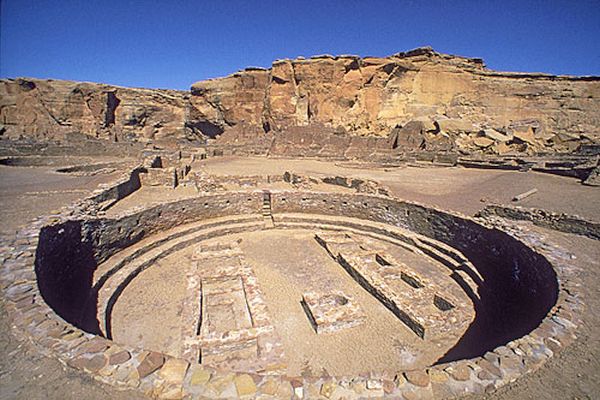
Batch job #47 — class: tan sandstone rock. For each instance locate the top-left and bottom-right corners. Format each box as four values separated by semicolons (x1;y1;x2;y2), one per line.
1;47;598;155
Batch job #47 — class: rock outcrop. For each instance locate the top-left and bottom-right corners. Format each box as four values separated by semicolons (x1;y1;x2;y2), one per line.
2;47;599;155
193;47;600;155
0;78;189;142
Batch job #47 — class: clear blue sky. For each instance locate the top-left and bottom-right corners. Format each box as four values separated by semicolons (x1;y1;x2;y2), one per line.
1;0;599;90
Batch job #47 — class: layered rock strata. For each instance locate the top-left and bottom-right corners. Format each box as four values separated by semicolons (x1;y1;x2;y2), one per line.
2;47;599;156
0;78;189;142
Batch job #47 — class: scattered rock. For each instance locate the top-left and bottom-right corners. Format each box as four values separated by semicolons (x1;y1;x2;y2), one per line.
512;188;538;202
291;379;304;398
209;375;236;397
583;166;600;186
320;381;337;398
156;385;183;400
76;337;108;355
260;378;280;395
60;331;84;341
513;127;537;145
477;358;503;378
473;137;495;148
388;121;427;150
382;378;395;394
429;369;449;383
394;373;407;387
492;141;513;155
366;378;383;390
445;364;471;381
108;350;131;365
481;128;511;142
83;355;107;373
189;367;211;386
435;118;478;135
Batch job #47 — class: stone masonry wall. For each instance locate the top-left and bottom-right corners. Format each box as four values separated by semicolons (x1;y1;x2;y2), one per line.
8;181;581;399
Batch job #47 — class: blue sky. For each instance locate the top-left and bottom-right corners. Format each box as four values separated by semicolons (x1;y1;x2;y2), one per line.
1;0;599;90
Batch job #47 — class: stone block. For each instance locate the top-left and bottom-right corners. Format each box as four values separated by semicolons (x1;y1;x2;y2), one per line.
301;291;365;334
140;167;177;188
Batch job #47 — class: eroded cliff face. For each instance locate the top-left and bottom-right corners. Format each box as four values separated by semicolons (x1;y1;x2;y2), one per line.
2;47;599;155
190;47;600;154
0;78;189;142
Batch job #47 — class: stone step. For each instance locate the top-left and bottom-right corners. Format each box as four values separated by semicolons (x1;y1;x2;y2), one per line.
263;215;275;229
92;214;263;286
92;218;265;336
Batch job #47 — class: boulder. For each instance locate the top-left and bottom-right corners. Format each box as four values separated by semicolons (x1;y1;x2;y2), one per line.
492;141;513;155
512;127;537;145
480;128;511;142
583;166;600;186
473;137;495;148
435;118;479;135
388;121;427;150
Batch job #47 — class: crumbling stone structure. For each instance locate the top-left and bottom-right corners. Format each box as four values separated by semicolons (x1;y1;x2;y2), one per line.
0;163;584;399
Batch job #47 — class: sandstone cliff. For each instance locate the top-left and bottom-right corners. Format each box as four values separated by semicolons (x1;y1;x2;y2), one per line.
191;47;600;155
2;47;599;155
0;78;189;142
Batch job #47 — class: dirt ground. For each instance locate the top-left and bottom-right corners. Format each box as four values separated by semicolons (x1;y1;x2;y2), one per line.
240;229;468;375
0;157;599;399
197;157;600;220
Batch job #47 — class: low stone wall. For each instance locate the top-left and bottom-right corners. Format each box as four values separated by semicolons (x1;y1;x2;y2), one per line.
88;192;263;265
478;204;600;241
139;167;178;188
85;168;142;210
0;138;144;157
34;191;264;331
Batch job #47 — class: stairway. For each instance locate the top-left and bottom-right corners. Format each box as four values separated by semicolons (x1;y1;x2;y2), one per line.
262;191;275;228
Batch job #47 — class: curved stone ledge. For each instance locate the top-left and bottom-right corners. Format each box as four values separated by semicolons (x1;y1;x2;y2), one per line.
478;203;600;241
0;171;584;399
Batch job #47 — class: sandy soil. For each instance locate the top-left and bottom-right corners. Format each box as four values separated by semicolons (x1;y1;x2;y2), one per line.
106;185;199;216
0;156;598;399
111;258;188;358
0;165;122;236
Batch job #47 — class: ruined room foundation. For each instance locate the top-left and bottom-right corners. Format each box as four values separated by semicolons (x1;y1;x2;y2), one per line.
0;168;584;399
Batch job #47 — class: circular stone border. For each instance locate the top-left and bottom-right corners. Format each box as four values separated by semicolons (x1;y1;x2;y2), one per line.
0;167;584;399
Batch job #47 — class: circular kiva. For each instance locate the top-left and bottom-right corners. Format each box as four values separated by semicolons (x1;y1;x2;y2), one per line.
0;179;583;399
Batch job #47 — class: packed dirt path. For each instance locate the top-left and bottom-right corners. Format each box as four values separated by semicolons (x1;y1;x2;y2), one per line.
0;158;598;399
0;165;122;236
